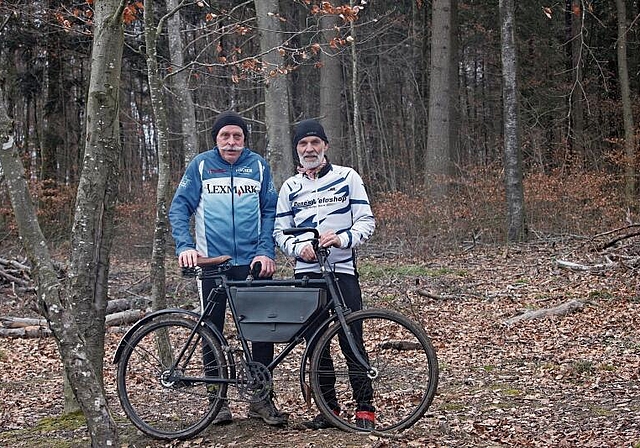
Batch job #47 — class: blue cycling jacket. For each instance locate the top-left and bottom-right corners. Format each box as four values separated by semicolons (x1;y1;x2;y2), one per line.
169;147;278;265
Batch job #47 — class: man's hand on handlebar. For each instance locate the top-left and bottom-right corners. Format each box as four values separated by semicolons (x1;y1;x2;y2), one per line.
318;230;341;249
178;249;202;268
251;255;276;278
299;230;341;262
299;243;317;262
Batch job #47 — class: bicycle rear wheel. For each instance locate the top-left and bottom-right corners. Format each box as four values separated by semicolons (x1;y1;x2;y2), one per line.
116;316;227;439
309;308;438;433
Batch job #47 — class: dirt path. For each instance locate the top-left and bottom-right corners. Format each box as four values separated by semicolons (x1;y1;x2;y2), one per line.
1;242;639;447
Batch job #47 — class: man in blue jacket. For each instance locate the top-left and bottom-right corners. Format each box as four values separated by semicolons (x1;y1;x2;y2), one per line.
169;110;285;426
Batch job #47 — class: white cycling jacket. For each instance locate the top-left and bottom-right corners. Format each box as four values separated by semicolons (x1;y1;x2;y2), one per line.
274;163;375;275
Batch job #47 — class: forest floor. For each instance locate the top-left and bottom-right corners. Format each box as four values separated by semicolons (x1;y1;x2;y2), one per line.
0;238;639;447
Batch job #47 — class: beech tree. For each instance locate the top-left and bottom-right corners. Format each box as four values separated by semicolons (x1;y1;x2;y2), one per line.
319;13;345;164
566;0;586;167
143;0;172;313
167;0;198;165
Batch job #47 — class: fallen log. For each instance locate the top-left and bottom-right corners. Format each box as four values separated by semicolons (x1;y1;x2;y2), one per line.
0;270;30;287
0;257;32;287
105;309;145;327
504;299;586;325
0;326;51;338
106;298;134;314
556;260;613;272
1;308;147;337
0;257;30;272
415;289;445;300
0;316;46;328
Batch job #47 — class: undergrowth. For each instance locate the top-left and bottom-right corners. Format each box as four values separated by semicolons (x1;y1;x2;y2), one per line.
372;167;629;258
0;167;633;260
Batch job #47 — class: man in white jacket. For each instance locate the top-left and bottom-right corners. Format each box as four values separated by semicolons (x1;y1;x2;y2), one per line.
274;119;376;430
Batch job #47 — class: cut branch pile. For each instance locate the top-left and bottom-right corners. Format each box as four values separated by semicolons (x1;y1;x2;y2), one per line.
0;307;147;338
0;256;34;292
0;257;151;338
556;224;640;272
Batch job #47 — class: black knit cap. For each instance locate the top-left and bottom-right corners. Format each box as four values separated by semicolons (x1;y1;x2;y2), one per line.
211;110;249;141
292;119;329;149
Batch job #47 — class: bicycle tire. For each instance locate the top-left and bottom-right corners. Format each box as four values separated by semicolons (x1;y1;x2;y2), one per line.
116;316;227;440
309;308;438;433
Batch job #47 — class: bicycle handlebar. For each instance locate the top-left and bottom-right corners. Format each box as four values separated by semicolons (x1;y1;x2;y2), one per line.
182;228;324;278
282;227;319;238
181;255;231;278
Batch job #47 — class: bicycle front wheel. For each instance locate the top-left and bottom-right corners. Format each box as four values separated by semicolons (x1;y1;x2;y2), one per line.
309;308;438;433
116;316;227;439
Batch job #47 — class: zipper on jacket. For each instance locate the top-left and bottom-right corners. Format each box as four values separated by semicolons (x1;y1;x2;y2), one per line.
230;163;237;263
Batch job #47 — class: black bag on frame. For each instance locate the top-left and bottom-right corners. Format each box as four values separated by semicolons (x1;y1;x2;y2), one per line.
230;286;327;343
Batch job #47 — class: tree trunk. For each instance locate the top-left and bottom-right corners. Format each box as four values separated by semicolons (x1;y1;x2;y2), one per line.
0;91;118;444
348;0;365;175
255;0;292;188
500;0;526;242
615;0;637;209
504;299;586;325
319;14;344;164
570;0;585;168
41;12;64;183
144;0;170;312
167;0;198;165
564;0;585;170
64;0;124;422
426;0;458;198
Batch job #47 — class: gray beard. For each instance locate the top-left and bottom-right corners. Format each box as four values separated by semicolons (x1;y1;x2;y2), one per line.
299;151;324;170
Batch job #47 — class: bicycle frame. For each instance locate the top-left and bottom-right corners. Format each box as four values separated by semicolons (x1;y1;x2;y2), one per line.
199;256;375;395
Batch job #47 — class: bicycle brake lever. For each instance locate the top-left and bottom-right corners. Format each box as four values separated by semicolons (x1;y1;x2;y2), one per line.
292;237;313;245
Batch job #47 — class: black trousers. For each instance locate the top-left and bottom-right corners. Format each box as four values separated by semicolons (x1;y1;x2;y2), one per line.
201;265;274;369
296;271;374;411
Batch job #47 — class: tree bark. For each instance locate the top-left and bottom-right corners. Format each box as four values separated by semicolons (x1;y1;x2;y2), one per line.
500;0;526;242
41;10;65;183
615;0;637;209
65;0;123;417
569;0;585;168
349;0;364;175
255;0;292;188
425;0;458;198
144;0;171;313
319;13;345;165
167;0;199;165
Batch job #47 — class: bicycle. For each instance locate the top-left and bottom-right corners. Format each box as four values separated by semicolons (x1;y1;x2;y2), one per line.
113;227;439;440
